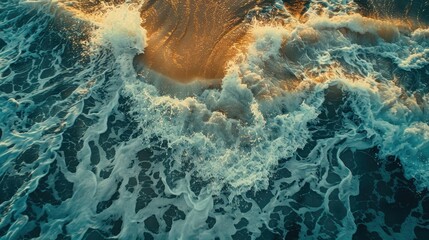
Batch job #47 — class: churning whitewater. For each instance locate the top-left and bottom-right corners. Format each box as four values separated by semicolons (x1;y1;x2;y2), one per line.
0;0;429;239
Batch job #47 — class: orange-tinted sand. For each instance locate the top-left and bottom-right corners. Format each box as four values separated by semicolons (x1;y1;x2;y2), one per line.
136;0;264;83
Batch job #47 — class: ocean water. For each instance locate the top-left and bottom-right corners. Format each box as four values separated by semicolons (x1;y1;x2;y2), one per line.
0;0;429;239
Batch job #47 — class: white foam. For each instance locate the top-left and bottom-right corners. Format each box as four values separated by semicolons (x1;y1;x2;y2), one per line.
307;14;400;42
90;4;147;57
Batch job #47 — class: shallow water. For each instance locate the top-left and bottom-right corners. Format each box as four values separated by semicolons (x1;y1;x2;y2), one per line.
0;0;429;239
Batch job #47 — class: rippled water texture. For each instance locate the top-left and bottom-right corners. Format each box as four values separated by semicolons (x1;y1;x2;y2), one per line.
1;0;429;239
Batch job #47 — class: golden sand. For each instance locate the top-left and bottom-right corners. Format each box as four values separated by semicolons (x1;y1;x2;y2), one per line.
135;0;267;83
136;0;319;82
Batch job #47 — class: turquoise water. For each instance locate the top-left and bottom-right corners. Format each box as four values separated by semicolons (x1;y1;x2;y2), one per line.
1;0;429;239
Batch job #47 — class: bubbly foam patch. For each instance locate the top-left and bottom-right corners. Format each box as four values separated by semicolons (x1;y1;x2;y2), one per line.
90;4;147;57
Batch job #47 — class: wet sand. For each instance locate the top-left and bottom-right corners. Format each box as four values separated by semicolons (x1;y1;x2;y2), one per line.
135;0;267;83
